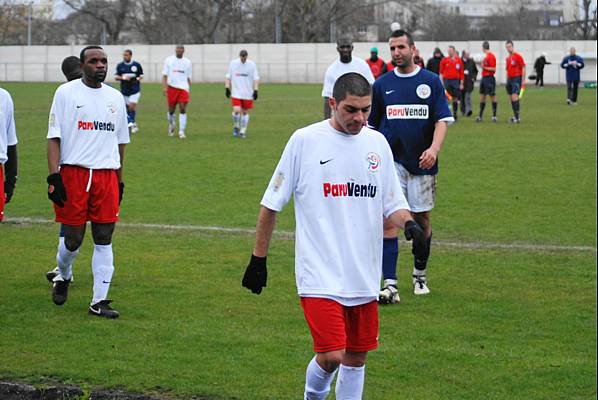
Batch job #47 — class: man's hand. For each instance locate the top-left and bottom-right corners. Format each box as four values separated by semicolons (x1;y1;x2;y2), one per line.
253;90;258;101
242;254;267;294
47;173;67;208
119;182;125;205
404;220;426;263
4;176;16;203
225;87;231;98
419;147;439;169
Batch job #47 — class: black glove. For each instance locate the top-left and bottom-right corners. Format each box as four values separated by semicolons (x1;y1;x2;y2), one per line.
47;173;67;208
404;220;426;262
4;176;16;203
242;254;267;294
252;90;258;100
225;87;231;98
119;182;125;205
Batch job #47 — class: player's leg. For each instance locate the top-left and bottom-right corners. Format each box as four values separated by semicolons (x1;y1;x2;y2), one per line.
412;211;432;295
380;218;400;304
231;102;242;137
166;87;177;136
53;223;85;305
465;90;472;116
178;100;188;139
335;351;368;399
128;93;139;132
572;81;579;104
239;109;250;138
47;224;72;283
477;87;487;121
89;222;119;318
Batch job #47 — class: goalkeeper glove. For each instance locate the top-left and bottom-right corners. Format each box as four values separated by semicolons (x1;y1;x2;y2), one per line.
253;90;258;100
225;87;231;98
242;254;267;294
47;173;67;208
119;182;125;205
4;176;16;203
404;220;426;262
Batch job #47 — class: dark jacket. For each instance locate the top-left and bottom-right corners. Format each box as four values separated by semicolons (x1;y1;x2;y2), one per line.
560;55;585;82
534;56;551;73
462;57;478;92
426;48;443;75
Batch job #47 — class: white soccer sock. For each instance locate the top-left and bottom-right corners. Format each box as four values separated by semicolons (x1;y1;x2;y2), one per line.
167;112;175;125
56;240;79;280
304;356;337;400
232;112;241;128
91;244;115;305
413;267;427;278
335;364;365;400
240;114;249;133
179;113;187;131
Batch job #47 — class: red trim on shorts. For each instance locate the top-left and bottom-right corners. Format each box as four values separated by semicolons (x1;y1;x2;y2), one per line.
54;165;120;226
0;165;5;222
231;97;253;110
301;297;378;353
167;86;190;108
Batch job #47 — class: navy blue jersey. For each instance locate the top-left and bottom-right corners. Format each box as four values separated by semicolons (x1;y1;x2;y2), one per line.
368;67;452;175
115;61;143;96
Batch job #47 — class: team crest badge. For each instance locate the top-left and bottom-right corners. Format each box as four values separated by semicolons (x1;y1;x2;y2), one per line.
367;152;380;173
106;102;117;114
416;84;431;99
131;65;138;72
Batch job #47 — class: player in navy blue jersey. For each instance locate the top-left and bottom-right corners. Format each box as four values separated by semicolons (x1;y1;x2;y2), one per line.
115;49;143;133
369;29;453;303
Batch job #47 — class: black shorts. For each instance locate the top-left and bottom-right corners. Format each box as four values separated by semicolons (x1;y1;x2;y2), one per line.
506;77;522;96
443;79;460;99
479;76;496;96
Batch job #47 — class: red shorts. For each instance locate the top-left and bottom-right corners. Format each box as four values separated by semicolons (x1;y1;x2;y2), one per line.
301;297;378;353
167;86;190;108
0;165;5;222
54;165;119;226
231;97;253;110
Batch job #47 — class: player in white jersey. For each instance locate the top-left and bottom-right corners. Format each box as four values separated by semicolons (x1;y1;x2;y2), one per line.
322;37;375;119
162;45;192;139
0;87;18;222
225;49;260;139
242;73;426;399
46;46;130;318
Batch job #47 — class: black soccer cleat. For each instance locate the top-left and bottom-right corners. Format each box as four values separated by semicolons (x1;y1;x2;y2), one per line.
46;268;58;283
89;300;120;319
52;278;71;305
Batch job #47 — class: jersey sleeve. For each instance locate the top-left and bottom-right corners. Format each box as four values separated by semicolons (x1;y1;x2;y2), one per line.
4;93;17;146
518;54;526;67
432;76;453;122
367;80;384;130
187;60;193;80
322;66;334;97
115;63;123;77
577;56;585;69
137;62;144;77
253;63;260;81
381;141;409;217
47;88;64;140
226;61;233;79
116;97;130;145
260;131;302;212
162;59;169;76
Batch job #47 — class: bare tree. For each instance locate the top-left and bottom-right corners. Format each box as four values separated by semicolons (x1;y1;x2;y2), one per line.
564;0;597;39
0;3;27;45
171;0;231;44
63;0;131;44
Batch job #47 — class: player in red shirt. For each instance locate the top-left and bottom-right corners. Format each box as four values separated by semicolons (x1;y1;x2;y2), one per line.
505;40;526;123
439;45;464;121
366;47;387;79
476;41;498;122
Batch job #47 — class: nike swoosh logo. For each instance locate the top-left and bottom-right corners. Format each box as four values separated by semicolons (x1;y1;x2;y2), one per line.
76;105;84;108
102;280;111;284
385;90;395;94
320;159;333;165
89;307;101;314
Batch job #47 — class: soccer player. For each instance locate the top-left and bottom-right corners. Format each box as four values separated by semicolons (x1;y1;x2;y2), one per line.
366;47;387;79
560;47;585;105
505;40;526;123
162;45;192;139
369;29;453;303
439;45;464;121
225;50;259;139
476;41;498;123
46;46;129;318
322;37;374;119
242;72;426;399
115;49;144;133
0;87;18;223
46;56;83;283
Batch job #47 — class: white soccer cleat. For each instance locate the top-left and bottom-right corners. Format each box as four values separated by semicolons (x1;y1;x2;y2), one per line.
131;123;139;133
178;130;186;139
379;283;400;304
413;276;430;295
168;123;176;136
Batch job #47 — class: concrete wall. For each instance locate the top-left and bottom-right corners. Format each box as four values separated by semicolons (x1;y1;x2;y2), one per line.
0;41;596;84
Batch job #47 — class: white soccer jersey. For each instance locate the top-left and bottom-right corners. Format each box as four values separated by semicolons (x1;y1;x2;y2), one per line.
0;88;18;165
162;55;193;91
321;57;375;98
226;59;260;100
47;79;129;170
261;120;409;302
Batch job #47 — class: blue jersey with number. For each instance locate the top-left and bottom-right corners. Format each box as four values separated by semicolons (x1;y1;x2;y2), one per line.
368;67;452;175
115;61;143;96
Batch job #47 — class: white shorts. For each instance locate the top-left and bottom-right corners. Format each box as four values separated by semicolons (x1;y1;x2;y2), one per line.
123;92;141;105
395;162;436;213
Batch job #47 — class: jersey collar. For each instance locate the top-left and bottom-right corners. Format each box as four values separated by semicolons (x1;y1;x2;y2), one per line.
394;65;421;78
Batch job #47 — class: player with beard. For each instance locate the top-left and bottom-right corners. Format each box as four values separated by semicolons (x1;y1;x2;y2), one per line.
46;46;129;318
322;37;374;119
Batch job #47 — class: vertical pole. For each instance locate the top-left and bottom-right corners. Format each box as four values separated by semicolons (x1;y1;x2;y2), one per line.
275;0;282;43
27;2;32;46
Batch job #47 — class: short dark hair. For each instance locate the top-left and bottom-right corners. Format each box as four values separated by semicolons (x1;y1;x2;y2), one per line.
336;36;353;47
240;49;248;56
482;41;490;50
332;73;371;103
505;40;513;46
389;29;414;46
124;49;132;56
61;56;82;81
449;45;456;52
80;45;104;63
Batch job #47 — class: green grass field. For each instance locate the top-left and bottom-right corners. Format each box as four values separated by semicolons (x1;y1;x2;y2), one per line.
0;81;596;399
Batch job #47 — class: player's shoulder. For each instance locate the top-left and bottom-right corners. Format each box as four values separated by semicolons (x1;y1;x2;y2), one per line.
102;82;125;98
0;86;11;100
55;79;80;94
295;120;329;137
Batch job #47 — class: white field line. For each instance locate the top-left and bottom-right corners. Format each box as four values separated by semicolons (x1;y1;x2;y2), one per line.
4;216;596;253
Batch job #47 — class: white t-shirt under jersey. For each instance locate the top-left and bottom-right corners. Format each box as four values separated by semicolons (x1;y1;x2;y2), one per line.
162;55;193;91
321;57;375;98
226;59;260;100
47;79;129;169
261;120;409;304
0;88;18;165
